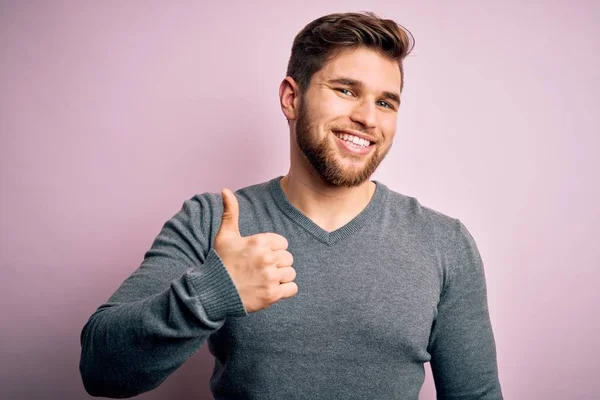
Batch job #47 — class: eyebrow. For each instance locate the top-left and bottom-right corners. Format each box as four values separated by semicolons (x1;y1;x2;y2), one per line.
327;77;401;105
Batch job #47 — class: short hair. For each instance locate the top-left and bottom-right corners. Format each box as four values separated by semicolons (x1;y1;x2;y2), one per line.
286;11;415;93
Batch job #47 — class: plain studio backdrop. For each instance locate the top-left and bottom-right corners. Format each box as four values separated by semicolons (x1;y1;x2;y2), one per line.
1;1;598;399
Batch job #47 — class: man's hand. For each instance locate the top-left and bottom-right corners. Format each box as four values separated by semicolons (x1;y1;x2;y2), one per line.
213;188;298;313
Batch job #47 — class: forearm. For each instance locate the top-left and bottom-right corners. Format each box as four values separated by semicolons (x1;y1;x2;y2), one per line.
79;251;246;398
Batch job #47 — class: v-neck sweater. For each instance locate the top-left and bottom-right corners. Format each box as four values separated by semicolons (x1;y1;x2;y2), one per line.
79;176;503;399
267;176;386;245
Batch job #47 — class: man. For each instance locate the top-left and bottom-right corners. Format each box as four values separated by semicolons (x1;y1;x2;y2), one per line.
80;12;503;399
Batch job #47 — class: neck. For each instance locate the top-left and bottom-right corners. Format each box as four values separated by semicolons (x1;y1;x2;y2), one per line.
280;168;376;233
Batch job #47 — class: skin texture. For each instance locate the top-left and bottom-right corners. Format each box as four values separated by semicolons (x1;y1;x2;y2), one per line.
278;47;402;231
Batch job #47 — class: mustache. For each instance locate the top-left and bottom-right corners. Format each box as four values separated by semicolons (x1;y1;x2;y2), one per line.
330;125;373;135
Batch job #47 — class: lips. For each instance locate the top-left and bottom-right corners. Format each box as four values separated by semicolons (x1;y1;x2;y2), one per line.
332;130;377;145
333;133;373;155
333;132;371;147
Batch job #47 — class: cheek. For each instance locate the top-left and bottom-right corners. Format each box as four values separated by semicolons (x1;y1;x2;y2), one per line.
329;97;354;114
317;94;354;119
379;118;397;141
308;103;347;134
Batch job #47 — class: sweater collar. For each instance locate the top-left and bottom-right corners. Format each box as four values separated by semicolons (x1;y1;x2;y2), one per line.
268;176;388;246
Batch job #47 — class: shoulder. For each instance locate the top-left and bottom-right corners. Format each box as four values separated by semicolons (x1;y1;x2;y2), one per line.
176;178;273;229
183;178;272;211
383;184;484;284
382;183;476;255
383;185;459;233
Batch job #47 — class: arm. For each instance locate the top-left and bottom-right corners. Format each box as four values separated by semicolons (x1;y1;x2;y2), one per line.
79;196;247;398
428;220;503;399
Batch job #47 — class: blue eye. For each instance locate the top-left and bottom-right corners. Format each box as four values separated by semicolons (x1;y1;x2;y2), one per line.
336;88;354;96
378;100;398;110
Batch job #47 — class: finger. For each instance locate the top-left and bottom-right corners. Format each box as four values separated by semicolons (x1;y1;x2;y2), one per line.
218;188;241;238
277;266;296;283
262;232;289;251
272;249;293;268
278;282;299;299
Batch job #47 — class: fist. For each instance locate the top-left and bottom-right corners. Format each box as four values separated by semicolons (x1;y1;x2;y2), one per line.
213;188;298;313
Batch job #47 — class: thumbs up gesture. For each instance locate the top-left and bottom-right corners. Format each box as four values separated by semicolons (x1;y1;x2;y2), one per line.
213;188;298;313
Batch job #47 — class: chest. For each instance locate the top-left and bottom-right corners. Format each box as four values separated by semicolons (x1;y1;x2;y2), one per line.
214;239;443;361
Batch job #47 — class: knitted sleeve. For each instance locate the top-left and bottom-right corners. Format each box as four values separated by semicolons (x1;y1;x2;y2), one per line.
79;194;247;398
427;220;503;399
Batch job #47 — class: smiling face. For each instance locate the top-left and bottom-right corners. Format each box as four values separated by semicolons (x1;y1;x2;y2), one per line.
292;46;402;187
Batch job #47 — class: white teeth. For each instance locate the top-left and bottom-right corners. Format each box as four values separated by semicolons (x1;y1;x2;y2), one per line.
335;133;370;147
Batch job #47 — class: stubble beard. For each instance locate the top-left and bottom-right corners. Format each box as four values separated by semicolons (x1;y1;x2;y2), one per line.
294;97;390;188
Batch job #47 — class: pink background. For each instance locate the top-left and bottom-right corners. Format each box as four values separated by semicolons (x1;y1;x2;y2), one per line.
1;1;598;399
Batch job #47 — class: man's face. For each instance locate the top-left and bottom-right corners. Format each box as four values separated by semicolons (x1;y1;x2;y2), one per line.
294;47;401;187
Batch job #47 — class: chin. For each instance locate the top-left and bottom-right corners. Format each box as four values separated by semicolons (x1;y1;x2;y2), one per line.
320;165;374;188
297;126;380;188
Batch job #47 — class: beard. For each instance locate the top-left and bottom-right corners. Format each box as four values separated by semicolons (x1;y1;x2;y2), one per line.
295;96;391;188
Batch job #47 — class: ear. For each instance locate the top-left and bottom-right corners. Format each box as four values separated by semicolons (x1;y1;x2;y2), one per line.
279;77;300;121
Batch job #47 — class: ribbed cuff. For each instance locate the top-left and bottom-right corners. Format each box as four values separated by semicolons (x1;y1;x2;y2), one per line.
187;248;248;321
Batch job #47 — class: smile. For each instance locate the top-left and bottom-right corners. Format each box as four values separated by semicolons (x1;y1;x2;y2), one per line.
333;131;374;155
333;131;371;147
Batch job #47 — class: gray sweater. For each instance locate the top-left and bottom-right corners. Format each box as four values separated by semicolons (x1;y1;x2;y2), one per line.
79;176;503;399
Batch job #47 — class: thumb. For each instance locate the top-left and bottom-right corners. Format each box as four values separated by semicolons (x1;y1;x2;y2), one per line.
218;188;241;237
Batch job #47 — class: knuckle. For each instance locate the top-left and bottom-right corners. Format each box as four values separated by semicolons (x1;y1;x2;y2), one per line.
257;234;269;246
262;268;277;282
262;287;279;303
261;252;274;265
248;235;261;247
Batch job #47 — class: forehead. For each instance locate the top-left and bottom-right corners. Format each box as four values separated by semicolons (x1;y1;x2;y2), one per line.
314;47;402;91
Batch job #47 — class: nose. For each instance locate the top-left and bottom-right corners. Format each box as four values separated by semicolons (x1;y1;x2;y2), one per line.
350;98;377;129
